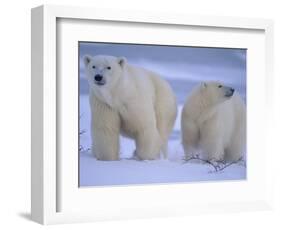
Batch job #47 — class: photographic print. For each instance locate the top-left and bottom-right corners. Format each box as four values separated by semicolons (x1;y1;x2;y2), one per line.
79;42;246;187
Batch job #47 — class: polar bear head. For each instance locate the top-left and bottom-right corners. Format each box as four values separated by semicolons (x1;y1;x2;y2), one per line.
200;81;235;106
83;55;126;92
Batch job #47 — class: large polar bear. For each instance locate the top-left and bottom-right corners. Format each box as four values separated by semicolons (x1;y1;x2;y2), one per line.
181;81;246;162
83;55;177;161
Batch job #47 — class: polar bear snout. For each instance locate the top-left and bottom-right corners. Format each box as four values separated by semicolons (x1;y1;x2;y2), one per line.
224;87;235;97
94;74;103;81
94;74;106;85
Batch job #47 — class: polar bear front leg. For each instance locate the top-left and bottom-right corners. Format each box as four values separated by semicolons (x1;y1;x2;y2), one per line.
199;122;224;162
135;128;162;160
92;126;120;161
200;137;224;162
91;98;121;161
200;136;224;161
181;119;199;160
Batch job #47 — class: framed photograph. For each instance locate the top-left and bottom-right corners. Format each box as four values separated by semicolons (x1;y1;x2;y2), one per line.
31;5;274;225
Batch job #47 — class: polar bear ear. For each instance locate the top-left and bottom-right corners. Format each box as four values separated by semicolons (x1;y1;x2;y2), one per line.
83;55;92;66
201;82;207;89
117;57;127;68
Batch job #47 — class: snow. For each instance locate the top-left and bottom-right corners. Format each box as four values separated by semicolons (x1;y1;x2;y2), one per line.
79;43;247;187
79;152;246;186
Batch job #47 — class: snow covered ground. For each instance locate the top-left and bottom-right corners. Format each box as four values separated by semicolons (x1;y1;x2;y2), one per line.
79;43;247;187
80;153;246;186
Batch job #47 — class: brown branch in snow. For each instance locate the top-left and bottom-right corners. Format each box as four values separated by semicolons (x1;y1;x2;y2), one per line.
183;155;244;172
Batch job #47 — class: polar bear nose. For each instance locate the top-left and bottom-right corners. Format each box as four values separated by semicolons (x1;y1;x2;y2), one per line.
225;87;235;97
94;74;103;82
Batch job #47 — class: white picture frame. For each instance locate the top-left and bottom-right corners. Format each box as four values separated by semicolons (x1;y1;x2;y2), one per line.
31;4;274;225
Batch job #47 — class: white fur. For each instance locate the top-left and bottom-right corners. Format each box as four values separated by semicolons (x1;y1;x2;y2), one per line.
181;81;246;162
84;55;177;160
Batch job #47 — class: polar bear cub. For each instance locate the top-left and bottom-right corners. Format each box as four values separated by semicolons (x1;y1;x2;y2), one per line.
181;81;246;162
83;55;177;161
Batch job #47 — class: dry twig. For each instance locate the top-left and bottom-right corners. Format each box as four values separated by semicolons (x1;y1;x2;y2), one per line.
183;155;244;172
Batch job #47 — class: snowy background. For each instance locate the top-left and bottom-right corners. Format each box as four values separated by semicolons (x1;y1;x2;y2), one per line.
79;42;246;187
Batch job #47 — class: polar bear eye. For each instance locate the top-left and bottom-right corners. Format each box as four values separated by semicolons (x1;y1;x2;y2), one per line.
92;65;96;69
107;66;111;70
218;85;222;88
